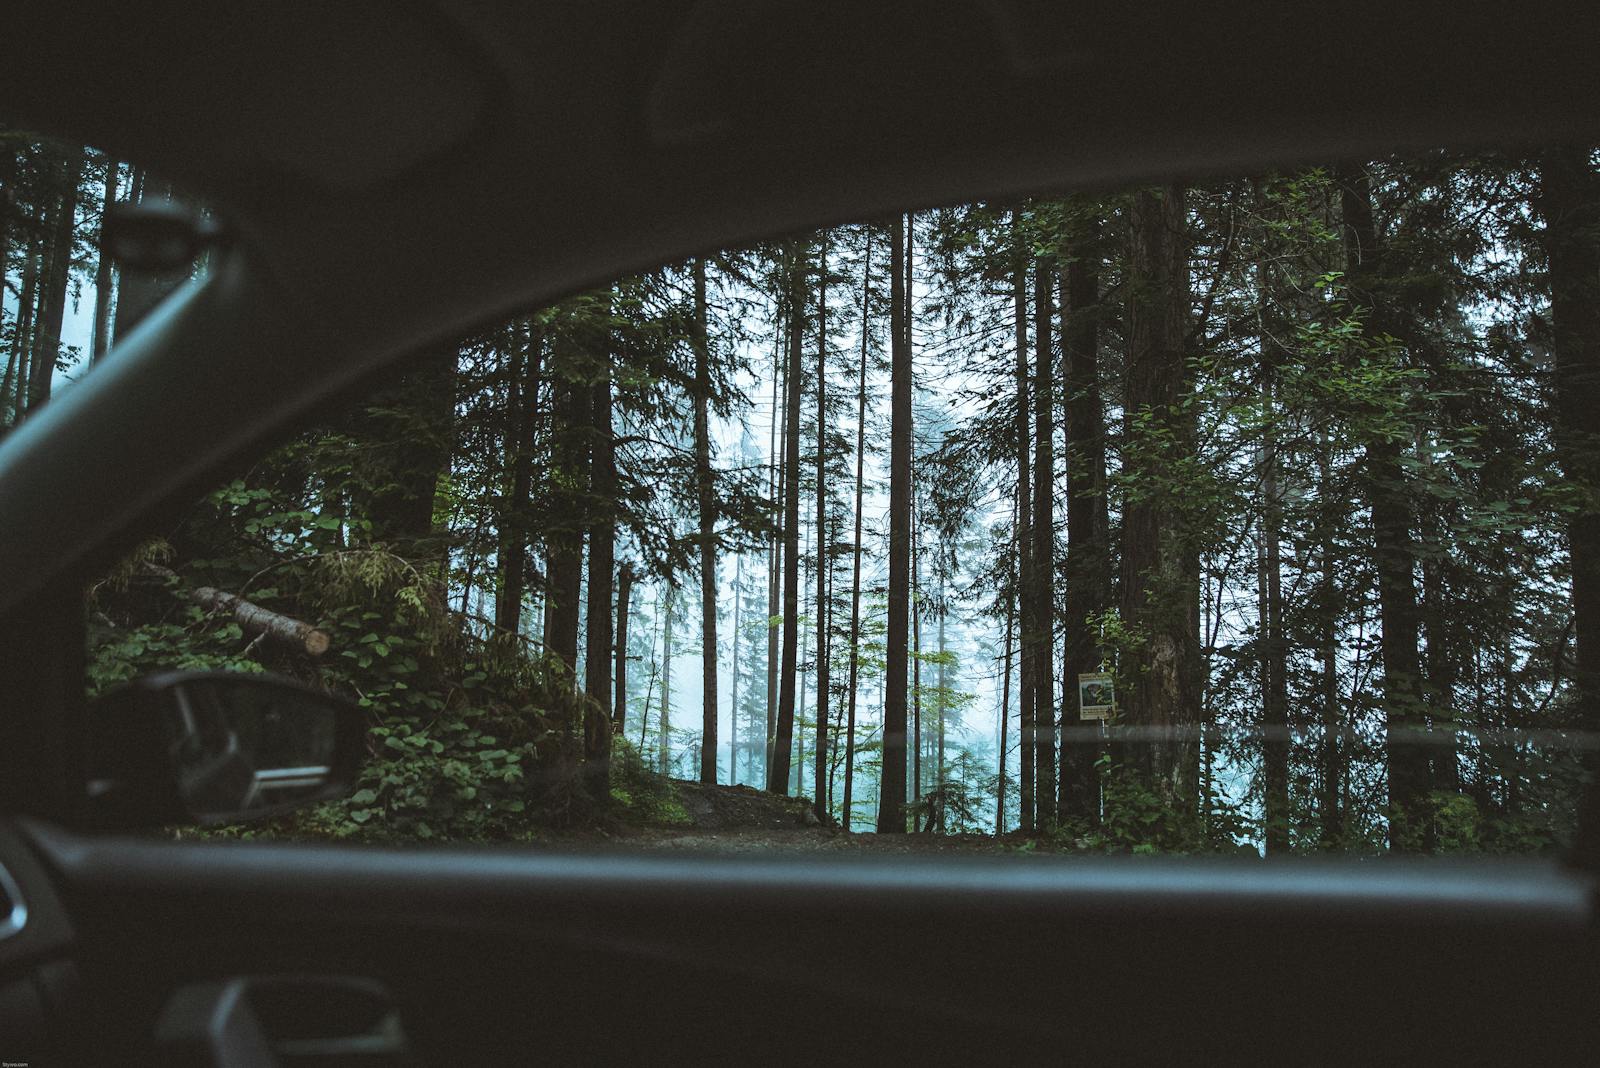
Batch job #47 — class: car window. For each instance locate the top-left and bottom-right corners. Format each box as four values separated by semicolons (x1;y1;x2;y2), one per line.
17;131;1595;857
1;126;197;426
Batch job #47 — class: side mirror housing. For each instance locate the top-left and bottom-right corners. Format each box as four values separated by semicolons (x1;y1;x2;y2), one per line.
100;201;225;273
88;672;365;830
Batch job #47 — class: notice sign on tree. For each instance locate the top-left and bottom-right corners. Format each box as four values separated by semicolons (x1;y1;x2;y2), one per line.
1078;672;1115;720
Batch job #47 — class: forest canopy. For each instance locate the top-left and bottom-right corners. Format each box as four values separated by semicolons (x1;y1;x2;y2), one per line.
5;128;1599;856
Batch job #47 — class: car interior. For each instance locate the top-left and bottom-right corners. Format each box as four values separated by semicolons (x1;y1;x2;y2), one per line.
3;2;1600;1063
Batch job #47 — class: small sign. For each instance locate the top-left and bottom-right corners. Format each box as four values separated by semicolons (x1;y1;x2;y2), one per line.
1078;672;1115;720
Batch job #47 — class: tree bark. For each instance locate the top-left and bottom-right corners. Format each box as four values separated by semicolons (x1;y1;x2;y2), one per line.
876;213;912;833
912;500;923;828
1012;211;1035;834
544;350;589;675
693;259;719;784
767;244;805;793
584;307;617;785
844;226;872;831
29;147;84;410
997;567;1016;835
362;345;457;574
765;316;785;778
1060;220;1109;824
614;562;633;734
659;583;674;774
0;149;12;426
935;571;948;832
731;552;742;784
4;230;41;426
1032;252;1057;833
146;566;330;657
1255;186;1291;855
1337;164;1430;850
90;158;119;363
194;587;330;657
496;321;540;636
1317;429;1343;847
813;234;831;819
1121;185;1202;806
1539;148;1600;840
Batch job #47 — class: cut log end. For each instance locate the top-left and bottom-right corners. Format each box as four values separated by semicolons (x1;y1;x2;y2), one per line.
303;629;331;657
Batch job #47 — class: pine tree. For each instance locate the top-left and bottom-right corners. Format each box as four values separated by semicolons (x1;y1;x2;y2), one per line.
1120;185;1202;807
693;258;719;784
877;213;912;833
768;243;806;793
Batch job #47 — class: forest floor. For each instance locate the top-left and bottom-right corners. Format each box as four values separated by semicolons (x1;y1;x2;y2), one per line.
595;779;1019;854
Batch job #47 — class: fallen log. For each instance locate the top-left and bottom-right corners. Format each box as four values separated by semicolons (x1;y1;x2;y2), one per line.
145;565;331;657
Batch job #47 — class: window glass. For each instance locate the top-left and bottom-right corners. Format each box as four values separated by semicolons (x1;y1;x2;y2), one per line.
77;148;1600;858
1;126;195;426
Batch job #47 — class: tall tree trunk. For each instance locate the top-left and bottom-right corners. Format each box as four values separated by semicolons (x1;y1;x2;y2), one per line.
639;586;663;747
0;149;10;363
844;226;872;831
1318;430;1343;848
796;625;808;799
935;570;948;833
585;309;617;785
997;569;1016;835
1060;220;1109;824
813;234;831;819
1121;185;1202;806
1415;432;1461;796
823;535;836;812
907;212;921;825
1539;147;1600;848
766;317;785;776
496;321;541;635
693;259;719;784
89;158;119;363
1337;164;1429;850
731;552;742;784
5;230;41;425
911;500;923;829
767;244;805;793
1032;252;1057;832
614;563;633;734
1255;191;1291;854
1258;382;1291;852
363;346;457;571
659;584;674;774
876;213;912;833
30;149;84;410
544;369;588;675
1012;211;1036;833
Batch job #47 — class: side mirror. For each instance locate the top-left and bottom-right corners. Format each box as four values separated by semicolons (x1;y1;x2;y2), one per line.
100;201;225;273
88;672;366;830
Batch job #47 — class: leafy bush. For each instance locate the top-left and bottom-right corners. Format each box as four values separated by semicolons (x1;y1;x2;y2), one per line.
607;740;691;826
88;532;613;843
1053;756;1255;856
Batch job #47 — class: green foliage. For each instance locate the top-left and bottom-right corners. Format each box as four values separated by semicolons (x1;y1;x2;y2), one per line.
915;750;992;834
89;520;600;843
1053;757;1255;856
293;712;547;843
607;741;692;826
